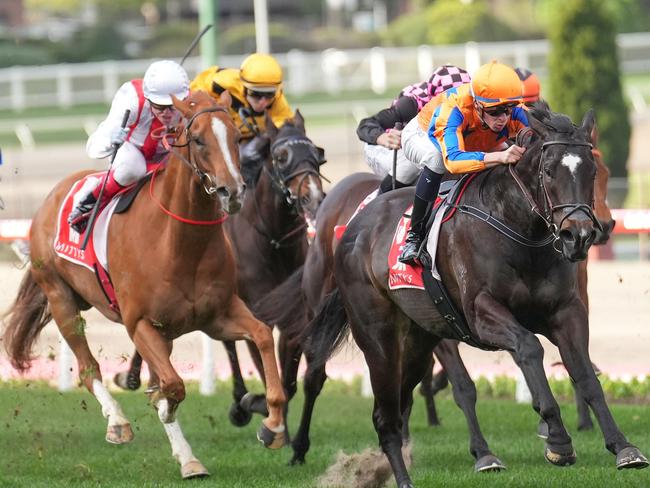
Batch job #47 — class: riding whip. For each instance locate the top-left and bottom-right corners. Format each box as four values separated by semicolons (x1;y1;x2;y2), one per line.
392;122;404;190
81;109;130;251
180;24;213;66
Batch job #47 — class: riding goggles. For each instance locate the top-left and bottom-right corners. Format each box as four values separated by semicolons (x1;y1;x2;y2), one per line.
482;104;516;117
247;89;277;100
149;100;175;112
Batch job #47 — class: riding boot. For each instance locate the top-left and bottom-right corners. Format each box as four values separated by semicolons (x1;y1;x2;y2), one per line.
398;167;443;266
68;171;125;233
378;173;410;194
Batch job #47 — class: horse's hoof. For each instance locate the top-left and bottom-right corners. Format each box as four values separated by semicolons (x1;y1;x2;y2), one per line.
577;421;594;431
240;392;269;416
398;482;415;488
113;372;140;391
544;445;576;466
257;421;287;449
288;455;305;466
105;423;134;444
616;446;649;470
537;420;549;439
228;401;253;427
475;454;507;472
181;459;210;479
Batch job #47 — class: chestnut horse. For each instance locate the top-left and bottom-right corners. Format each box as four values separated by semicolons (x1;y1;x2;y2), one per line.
2;91;286;480
301;105;647;487
114;111;326;426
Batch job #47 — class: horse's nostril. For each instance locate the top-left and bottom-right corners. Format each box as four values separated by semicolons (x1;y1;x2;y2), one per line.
559;229;575;243
216;187;230;199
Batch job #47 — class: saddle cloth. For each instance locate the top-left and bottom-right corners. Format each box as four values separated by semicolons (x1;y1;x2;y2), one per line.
54;172;122;311
334;188;379;240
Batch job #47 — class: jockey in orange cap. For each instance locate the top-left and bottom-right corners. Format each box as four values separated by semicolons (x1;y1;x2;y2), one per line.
515;67;541;106
399;60;529;265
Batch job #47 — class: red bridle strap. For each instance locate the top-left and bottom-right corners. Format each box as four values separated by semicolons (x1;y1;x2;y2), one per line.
148;168;228;226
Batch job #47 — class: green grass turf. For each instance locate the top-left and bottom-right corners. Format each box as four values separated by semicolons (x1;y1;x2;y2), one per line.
0;380;648;487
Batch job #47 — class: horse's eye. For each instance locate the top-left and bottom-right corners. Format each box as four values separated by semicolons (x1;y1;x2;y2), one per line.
544;166;552;177
193;137;205;147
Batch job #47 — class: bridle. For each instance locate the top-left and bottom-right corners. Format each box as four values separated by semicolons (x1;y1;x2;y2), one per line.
251;134;325;249
161;106;231;196
508;137;603;252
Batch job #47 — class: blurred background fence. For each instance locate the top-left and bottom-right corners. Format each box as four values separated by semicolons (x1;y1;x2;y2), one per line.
3;33;650;112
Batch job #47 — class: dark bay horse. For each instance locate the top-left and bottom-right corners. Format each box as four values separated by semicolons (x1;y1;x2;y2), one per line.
253;125;618;468
2;91;287;479
302;104;647;487
114;111;326;425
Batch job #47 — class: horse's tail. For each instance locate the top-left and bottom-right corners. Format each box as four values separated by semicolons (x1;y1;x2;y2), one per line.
2;270;52;372
253;265;307;339
301;288;349;370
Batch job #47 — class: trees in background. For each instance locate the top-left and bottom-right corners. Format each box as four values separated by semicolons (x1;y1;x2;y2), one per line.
548;0;630;181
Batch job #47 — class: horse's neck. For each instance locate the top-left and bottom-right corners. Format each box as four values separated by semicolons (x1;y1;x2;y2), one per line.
157;158;226;251
476;158;549;238
252;167;304;234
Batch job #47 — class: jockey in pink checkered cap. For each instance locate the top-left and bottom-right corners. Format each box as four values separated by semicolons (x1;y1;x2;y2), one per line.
357;65;471;194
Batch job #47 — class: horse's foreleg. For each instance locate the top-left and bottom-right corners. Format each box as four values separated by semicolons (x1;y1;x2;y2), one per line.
472;292;575;467
221;296;287;449
114;350;143;391
41;277;132;444
129;319;208;478
435;339;506;472
549;306;649;470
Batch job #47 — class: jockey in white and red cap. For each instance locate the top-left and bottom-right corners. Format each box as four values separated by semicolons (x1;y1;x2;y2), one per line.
69;59;190;232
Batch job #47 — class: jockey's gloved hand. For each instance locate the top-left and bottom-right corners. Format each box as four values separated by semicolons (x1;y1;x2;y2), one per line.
110;126;129;146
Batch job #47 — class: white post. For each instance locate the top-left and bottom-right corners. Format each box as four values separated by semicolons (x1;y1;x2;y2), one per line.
103;61;119;105
464;41;481;75
369;47;387;94
361;364;373;398
286;49;307;96
199;333;215;395
254;0;270;54
57;64;73;109
58;332;74;392
10;67;25;111
515;370;532;404
417;45;434;81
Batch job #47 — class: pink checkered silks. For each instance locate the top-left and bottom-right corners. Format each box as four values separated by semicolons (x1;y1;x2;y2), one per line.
394;65;472;111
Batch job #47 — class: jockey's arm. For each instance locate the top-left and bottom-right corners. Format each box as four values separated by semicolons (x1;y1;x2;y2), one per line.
357;96;417;146
87;82;138;160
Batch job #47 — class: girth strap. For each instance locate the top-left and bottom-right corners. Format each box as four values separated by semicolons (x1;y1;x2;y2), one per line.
421;268;496;351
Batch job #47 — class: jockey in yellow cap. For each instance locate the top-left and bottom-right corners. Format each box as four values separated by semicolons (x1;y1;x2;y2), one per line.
191;53;294;185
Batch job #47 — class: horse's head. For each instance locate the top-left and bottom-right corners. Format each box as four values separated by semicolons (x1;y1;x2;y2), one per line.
264;110;326;221
524;102;601;261
172;90;245;214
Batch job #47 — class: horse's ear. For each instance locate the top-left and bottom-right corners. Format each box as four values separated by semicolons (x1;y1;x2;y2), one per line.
218;90;232;109
316;146;327;166
265;112;279;139
581;109;596;142
293;109;305;132
527;112;549;140
171;94;192;118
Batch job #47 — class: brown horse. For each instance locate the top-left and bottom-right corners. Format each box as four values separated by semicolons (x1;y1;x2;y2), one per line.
252;119;620;468
302;104;647;487
114;111;326;426
2;91;286;479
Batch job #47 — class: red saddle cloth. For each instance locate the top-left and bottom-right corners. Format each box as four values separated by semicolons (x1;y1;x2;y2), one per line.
54;172;120;312
387;205;425;290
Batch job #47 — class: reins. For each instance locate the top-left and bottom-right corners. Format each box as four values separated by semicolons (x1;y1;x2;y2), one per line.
149;105;231;226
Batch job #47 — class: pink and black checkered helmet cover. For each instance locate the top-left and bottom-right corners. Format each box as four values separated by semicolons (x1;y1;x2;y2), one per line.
395;65;471;111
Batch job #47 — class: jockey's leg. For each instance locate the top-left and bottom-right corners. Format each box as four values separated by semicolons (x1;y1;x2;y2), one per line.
398;118;446;265
69;143;145;232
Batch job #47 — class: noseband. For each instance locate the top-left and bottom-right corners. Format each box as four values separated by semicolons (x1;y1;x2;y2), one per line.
268;135;324;214
508;139;604;252
162;106;230;196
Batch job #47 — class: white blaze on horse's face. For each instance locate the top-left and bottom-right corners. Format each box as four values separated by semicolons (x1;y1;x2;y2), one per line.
211;117;244;188
561;153;582;179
